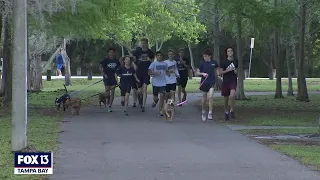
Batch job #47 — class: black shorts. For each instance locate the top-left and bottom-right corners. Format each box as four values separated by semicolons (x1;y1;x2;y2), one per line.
166;83;177;93
176;77;188;88
103;77;118;86
199;83;215;93
152;86;166;96
132;79;138;89
120;85;131;96
137;75;150;88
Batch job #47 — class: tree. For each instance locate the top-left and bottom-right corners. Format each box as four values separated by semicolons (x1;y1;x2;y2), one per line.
2;16;12;105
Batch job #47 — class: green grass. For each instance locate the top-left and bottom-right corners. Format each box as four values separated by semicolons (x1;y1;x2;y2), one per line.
0;113;62;180
211;94;320;126
270;145;320;170
41;78;320;95
238;128;320;135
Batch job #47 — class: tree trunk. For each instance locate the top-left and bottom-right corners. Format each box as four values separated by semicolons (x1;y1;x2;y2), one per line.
268;40;274;80
296;0;309;102
274;0;283;99
187;43;194;78
235;15;246;100
286;44;294;96
27;55;42;92
292;41;298;77
213;1;220;62
121;46;124;56
88;66;92;80
63;39;72;86
2;17;12;105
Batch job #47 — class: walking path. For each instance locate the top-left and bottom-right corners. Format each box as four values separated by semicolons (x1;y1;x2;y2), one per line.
51;93;320;180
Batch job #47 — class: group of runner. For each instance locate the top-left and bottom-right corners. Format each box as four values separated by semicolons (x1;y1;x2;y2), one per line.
99;38;238;121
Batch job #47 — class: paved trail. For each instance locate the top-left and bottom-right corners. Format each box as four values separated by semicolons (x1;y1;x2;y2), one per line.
51;92;320;180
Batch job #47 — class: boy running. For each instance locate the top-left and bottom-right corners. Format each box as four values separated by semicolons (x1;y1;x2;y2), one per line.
99;48;120;112
132;38;154;112
219;47;238;120
176;48;191;105
148;51;168;116
164;49;179;102
118;56;140;116
195;49;219;121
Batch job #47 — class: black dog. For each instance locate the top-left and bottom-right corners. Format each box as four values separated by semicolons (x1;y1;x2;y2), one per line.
55;84;71;111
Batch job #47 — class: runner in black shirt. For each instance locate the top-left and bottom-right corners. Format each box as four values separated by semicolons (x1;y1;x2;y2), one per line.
99;48;120;113
176;48;191;106
219;47;238;121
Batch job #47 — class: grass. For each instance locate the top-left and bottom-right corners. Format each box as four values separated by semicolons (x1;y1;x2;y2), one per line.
210;94;320;126
270;145;320;170
0;92;63;179
238;128;320;135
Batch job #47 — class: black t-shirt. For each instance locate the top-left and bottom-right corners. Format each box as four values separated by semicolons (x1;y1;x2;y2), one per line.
220;59;238;83
176;56;190;78
199;60;219;85
133;47;154;77
117;66;136;86
100;58;120;78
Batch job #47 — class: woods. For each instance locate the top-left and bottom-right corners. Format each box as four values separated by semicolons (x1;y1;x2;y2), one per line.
0;0;320;105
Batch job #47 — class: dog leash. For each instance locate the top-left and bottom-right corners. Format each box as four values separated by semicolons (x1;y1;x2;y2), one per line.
81;84;120;101
176;75;209;106
69;79;103;97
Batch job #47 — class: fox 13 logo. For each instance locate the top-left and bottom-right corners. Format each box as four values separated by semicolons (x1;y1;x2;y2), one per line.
14;152;53;174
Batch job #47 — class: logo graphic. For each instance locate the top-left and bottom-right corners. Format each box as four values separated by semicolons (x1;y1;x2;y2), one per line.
14;152;53;174
107;63;118;69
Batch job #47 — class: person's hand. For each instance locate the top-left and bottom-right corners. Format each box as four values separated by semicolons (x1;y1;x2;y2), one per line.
202;73;208;77
226;67;235;72
234;69;237;74
136;78;140;83
103;74;108;79
154;71;161;76
169;69;175;73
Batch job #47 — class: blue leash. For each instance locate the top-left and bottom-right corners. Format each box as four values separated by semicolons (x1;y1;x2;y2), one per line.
69;79;103;97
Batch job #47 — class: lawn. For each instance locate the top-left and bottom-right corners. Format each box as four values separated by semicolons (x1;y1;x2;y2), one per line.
210;94;320;126
0;93;63;180
238;128;320;135
270;145;320;170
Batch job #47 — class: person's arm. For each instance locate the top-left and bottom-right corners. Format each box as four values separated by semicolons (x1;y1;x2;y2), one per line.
215;61;220;76
234;60;238;74
182;57;191;69
148;63;156;76
220;61;234;75
99;64;106;77
195;61;207;77
175;63;180;78
131;57;138;71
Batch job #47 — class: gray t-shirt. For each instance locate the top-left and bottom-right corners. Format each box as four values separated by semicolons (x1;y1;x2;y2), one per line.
148;61;168;87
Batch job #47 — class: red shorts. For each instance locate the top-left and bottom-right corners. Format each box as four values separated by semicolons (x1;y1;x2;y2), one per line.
221;81;237;96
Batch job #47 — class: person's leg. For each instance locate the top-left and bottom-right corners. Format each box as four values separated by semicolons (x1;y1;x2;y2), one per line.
181;78;188;102
221;82;231;120
177;85;182;103
108;85;116;112
132;88;137;107
120;87;125;107
158;87;165;116
141;83;148;112
152;86;159;108
124;87;130;115
200;84;209;121
207;86;214;120
57;64;62;76
170;83;177;103
229;81;237;119
104;84;111;106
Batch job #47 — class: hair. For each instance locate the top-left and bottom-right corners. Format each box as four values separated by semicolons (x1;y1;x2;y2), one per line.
225;47;234;57
202;49;212;56
156;51;162;55
168;49;175;53
108;47;116;52
141;38;149;43
119;55;135;66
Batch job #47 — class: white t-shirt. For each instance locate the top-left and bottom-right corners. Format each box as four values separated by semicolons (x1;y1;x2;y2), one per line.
148;61;168;87
164;59;179;84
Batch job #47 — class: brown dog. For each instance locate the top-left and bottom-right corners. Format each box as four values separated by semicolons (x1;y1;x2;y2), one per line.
99;92;109;108
65;98;81;115
164;99;175;121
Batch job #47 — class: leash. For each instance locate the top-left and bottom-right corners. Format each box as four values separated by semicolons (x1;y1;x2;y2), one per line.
69;79;103;97
81;84;120;101
176;75;208;106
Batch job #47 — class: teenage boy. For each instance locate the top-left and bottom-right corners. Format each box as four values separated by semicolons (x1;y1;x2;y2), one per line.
195;49;219;121
133;38;154;112
164;49;179;102
148;51;168;116
99;48;120;112
176;48;191;105
219;47;238;120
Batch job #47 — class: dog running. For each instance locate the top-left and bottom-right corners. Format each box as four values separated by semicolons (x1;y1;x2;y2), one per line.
64;98;82;115
164;99;175;121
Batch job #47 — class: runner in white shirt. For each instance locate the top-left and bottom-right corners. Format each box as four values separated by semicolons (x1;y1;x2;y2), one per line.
164;49;180;103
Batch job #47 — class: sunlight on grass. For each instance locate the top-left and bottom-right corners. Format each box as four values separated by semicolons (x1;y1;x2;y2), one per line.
270;145;320;170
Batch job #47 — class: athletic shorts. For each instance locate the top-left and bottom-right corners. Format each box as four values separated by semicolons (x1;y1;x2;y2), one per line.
200;83;215;93
221;81;237;96
137;75;150;88
57;64;63;70
103;76;118;86
176;77;188;88
152;86;166;96
120;85;131;96
132;78;138;89
166;83;177;93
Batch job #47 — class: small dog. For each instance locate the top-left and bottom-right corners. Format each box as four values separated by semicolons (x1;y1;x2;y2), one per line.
164;99;175;121
65;98;81;115
99;92;109;108
55;94;71;111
